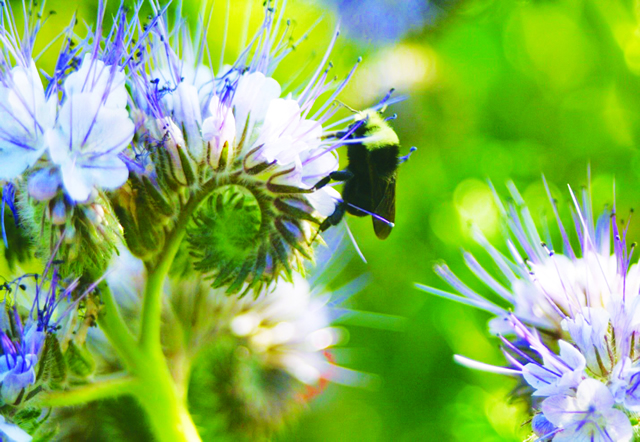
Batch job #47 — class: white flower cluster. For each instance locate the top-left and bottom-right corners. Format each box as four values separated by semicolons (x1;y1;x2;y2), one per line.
230;273;337;385
0;48;133;203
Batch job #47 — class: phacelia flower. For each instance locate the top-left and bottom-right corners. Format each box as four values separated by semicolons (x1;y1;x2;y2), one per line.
229;273;337;385
0;0;56;183
0;247;100;437
0;270;82;404
0;2;134;205
120;1;382;294
0;59;54;181
419;179;640;440
44;54;133;203
542;378;633;441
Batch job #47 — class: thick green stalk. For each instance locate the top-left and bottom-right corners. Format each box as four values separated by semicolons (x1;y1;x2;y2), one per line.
60;179;229;441
134;353;201;442
132;178;224;441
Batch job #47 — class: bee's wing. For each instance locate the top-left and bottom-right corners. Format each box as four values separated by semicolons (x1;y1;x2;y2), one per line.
371;174;396;240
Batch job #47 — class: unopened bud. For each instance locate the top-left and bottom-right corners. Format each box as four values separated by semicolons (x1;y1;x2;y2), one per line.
28;169;60;201
50;199;67;225
85;203;105;225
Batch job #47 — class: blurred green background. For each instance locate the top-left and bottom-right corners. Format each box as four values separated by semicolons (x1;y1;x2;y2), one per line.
22;0;640;440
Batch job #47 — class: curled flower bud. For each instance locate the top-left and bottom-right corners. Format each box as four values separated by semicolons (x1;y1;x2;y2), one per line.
50;199;67;225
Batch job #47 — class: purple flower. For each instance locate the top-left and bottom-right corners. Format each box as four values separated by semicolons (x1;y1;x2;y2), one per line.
128;2;371;216
0;1;136;204
45;55;134;202
418;178;640;438
542;379;632;442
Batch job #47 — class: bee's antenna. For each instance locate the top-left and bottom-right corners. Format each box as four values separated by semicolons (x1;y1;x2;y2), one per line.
344;202;394;227
399;146;417;164
379;88;396;113
334;100;359;114
384;113;398;122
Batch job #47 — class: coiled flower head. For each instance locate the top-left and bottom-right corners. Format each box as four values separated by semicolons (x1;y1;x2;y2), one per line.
119;1;376;294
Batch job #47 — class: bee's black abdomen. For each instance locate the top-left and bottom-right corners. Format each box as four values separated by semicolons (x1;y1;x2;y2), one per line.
343;143;373;215
369;144;400;177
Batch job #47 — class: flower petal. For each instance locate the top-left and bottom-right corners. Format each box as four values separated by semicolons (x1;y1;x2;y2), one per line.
172;83;204;160
59;155;128;202
233;72;281;139
0;61;52;179
601;409;633;442
575;378;613;410
0;415;32;442
541;394;577;427
63;54;127;109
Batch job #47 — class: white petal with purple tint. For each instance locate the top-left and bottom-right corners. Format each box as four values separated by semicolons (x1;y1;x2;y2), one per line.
47;92;133;201
63;54;127;109
541;379;632;442
0;61;55;179
233;72;281;142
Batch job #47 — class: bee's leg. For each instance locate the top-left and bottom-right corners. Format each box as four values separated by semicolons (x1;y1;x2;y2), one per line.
319;202;347;232
311;202;347;245
312;170;354;190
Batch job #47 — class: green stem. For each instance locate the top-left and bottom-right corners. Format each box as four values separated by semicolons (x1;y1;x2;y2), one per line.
131;179;223;441
97;284;139;370
41;375;137;407
74;178;227;441
139;179;220;352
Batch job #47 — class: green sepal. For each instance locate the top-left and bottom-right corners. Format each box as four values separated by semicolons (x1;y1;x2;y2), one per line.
209;260;237;289
63;202;119;276
17;189;120;276
64;341;95;378
177;145;197;187
217;141;230;170
1;202;34;270
137;215;165;253
153;148;182;192
36;334;67;390
275;218;313;260
114;204;150;259
12;406;49;436
142;176;175;219
270;235;293;279
273;198;319;224
134;190;166;252
226;259;254;294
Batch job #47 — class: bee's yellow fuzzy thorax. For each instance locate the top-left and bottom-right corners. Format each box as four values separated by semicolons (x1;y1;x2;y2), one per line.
355;109;400;149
